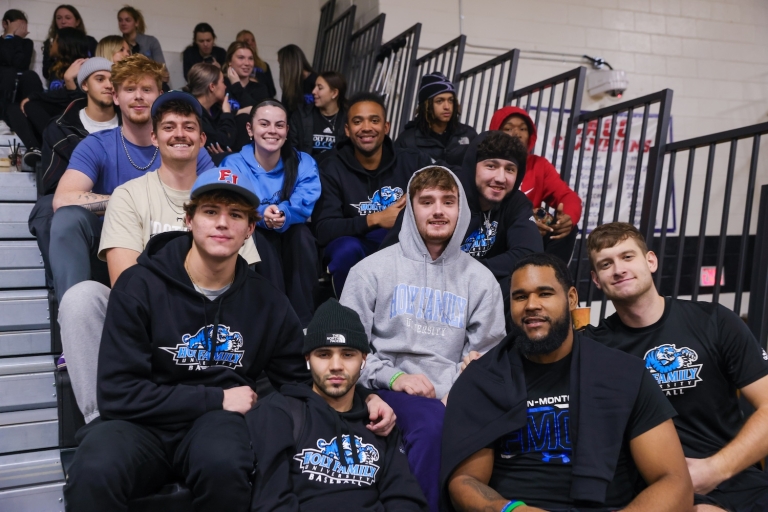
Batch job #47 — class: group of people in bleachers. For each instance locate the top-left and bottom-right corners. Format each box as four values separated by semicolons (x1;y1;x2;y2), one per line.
3;5;768;512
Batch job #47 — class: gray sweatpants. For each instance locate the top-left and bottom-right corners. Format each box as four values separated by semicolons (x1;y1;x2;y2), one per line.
58;280;110;423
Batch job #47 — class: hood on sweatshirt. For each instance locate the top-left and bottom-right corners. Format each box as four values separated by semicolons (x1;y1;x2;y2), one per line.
333;136;398;178
489;106;537;153
398;165;471;267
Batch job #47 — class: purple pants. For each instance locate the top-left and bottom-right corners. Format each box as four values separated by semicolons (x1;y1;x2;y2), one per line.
323;228;387;296
377;390;445;512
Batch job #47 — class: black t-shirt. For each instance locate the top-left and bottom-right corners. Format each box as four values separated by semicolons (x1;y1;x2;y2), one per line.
489;352;676;509
587;297;768;459
312;108;339;156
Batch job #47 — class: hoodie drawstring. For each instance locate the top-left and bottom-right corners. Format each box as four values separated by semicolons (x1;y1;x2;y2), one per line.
209;298;224;366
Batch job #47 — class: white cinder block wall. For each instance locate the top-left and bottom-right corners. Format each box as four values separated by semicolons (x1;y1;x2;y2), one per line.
379;0;768;236
0;0;327;92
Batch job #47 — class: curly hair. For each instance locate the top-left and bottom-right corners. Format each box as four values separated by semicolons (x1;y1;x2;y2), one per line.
476;131;528;175
49;27;90;80
110;53;164;90
415;94;460;135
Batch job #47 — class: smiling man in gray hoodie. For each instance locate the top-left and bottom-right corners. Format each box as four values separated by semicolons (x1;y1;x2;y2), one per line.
341;165;506;512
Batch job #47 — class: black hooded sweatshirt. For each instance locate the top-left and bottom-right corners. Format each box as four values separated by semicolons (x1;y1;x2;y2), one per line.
96;231;308;441
249;382;428;512
380;132;542;279
313;137;434;247
394;119;477;166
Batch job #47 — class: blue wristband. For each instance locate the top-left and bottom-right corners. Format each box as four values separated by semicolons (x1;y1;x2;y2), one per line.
501;501;526;512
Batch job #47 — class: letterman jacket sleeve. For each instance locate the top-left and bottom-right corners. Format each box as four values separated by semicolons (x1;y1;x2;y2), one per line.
481;192;543;280
379;429;430;511
274;152;321;231
97;285;224;425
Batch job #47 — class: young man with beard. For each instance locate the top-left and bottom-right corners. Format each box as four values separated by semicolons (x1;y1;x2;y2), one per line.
490;106;582;264
29;57;119;290
442;253;692;512
249;299;428;511
395;71;477;166
50;54;215;302
341;166;506;512
586;222;768;512
57;92;261;423
314;92;434;295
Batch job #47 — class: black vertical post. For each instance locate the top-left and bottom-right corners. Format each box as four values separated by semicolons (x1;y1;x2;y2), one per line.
748;185;768;348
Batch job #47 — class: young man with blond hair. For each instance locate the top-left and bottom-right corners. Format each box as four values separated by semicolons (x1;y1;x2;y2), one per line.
586;222;768;511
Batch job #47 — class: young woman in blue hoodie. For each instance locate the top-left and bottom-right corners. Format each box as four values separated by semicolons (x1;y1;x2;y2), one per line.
222;100;321;327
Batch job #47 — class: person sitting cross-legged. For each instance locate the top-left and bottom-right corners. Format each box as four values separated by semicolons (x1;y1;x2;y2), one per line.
442;253;693;512
249;299;429;511
341;165;506;512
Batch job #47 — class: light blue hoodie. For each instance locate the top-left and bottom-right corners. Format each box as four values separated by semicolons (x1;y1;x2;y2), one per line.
340;166;506;399
221;143;321;233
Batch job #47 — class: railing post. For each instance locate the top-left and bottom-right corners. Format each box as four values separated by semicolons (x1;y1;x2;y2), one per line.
748;184;768;348
558;67;586;184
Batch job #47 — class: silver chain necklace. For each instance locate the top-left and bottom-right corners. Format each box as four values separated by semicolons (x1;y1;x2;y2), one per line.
121;128;158;171
155;170;185;216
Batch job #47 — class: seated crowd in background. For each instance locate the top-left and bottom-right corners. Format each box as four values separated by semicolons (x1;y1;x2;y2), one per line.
4;5;768;512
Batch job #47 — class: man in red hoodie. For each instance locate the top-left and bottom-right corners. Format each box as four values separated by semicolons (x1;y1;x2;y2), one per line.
490;106;582;264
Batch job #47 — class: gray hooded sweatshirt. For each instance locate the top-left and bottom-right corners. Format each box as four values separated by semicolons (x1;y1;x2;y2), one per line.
340;166;506;399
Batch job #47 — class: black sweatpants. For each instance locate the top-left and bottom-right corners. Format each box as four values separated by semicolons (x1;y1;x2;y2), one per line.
5;98;62;150
257;224;318;328
64;410;255;512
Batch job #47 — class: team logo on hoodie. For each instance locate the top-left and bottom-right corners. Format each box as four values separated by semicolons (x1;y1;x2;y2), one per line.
294;434;380;486
161;324;245;371
351;186;403;215
460;222;498;257
643;344;703;396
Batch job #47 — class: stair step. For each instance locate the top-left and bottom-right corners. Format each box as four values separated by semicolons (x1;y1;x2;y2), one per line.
0;269;45;289
0;204;34;239
0;355;56;376
0;241;44;269
0;331;52;357
0;449;64;490
0;290;50;332
0;482;64;511
0;364;56;413
0;409;58;454
0;173;37;202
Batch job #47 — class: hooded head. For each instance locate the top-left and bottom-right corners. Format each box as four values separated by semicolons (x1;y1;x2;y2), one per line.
489;106;537;153
398;166;470;264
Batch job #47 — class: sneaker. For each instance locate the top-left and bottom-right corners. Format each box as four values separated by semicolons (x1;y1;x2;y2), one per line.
21;148;41;172
56;353;67;371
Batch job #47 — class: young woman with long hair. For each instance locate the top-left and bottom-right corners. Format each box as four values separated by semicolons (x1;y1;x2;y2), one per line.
117;6;165;65
42;5;97;84
288;71;348;162
223;41;271;148
277;44;316;115
95;35;131;64
222;100;321;327
183;23;227;80
235;30;276;98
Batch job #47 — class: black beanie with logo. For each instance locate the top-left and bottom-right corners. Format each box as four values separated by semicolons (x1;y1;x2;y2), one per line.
303;299;371;354
418;71;456;105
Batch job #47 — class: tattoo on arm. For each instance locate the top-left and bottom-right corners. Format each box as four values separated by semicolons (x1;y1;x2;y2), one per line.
452;476;506;512
81;200;109;213
76;193;110;214
464;477;504;502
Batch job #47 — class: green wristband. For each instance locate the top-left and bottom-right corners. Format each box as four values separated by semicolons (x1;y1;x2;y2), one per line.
501;501;526;512
389;371;405;389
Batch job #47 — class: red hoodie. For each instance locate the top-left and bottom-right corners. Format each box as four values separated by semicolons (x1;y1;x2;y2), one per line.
490;106;582;223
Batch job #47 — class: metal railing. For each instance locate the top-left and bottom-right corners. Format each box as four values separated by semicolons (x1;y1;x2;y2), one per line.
316;5;356;74
400;35;467;135
652;122;768;335
369;24;422;139
507;67;586;181
345;14;386;95
748;184;768;345
456;49;520;133
569;89;673;320
312;0;336;70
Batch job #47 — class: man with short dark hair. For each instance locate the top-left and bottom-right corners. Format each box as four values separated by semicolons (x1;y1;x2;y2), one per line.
341;165;505;512
314;92;434;295
50;54;214;302
250;299;429;511
442;252;693;512
586;222;768;511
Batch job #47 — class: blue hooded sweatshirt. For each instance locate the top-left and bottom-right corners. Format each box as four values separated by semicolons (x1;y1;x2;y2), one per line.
222;143;321;233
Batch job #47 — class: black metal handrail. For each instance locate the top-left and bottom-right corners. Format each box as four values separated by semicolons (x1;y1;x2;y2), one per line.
399;35;466;134
317;5;356;74
369;24;422;139
456;49;520;133
345;14;386;95
507;67;586;182
312;0;336;70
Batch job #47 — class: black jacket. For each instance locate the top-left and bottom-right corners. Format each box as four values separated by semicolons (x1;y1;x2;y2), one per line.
182;45;227;79
288;103;347;160
0;35;33;70
226;76;270;110
42;35;97;81
255;63;276;99
313;137;434;246
39;98;89;195
440;333;650;509
249;382;428;512
96;231;308;438
201;103;237;154
394;120;477;166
